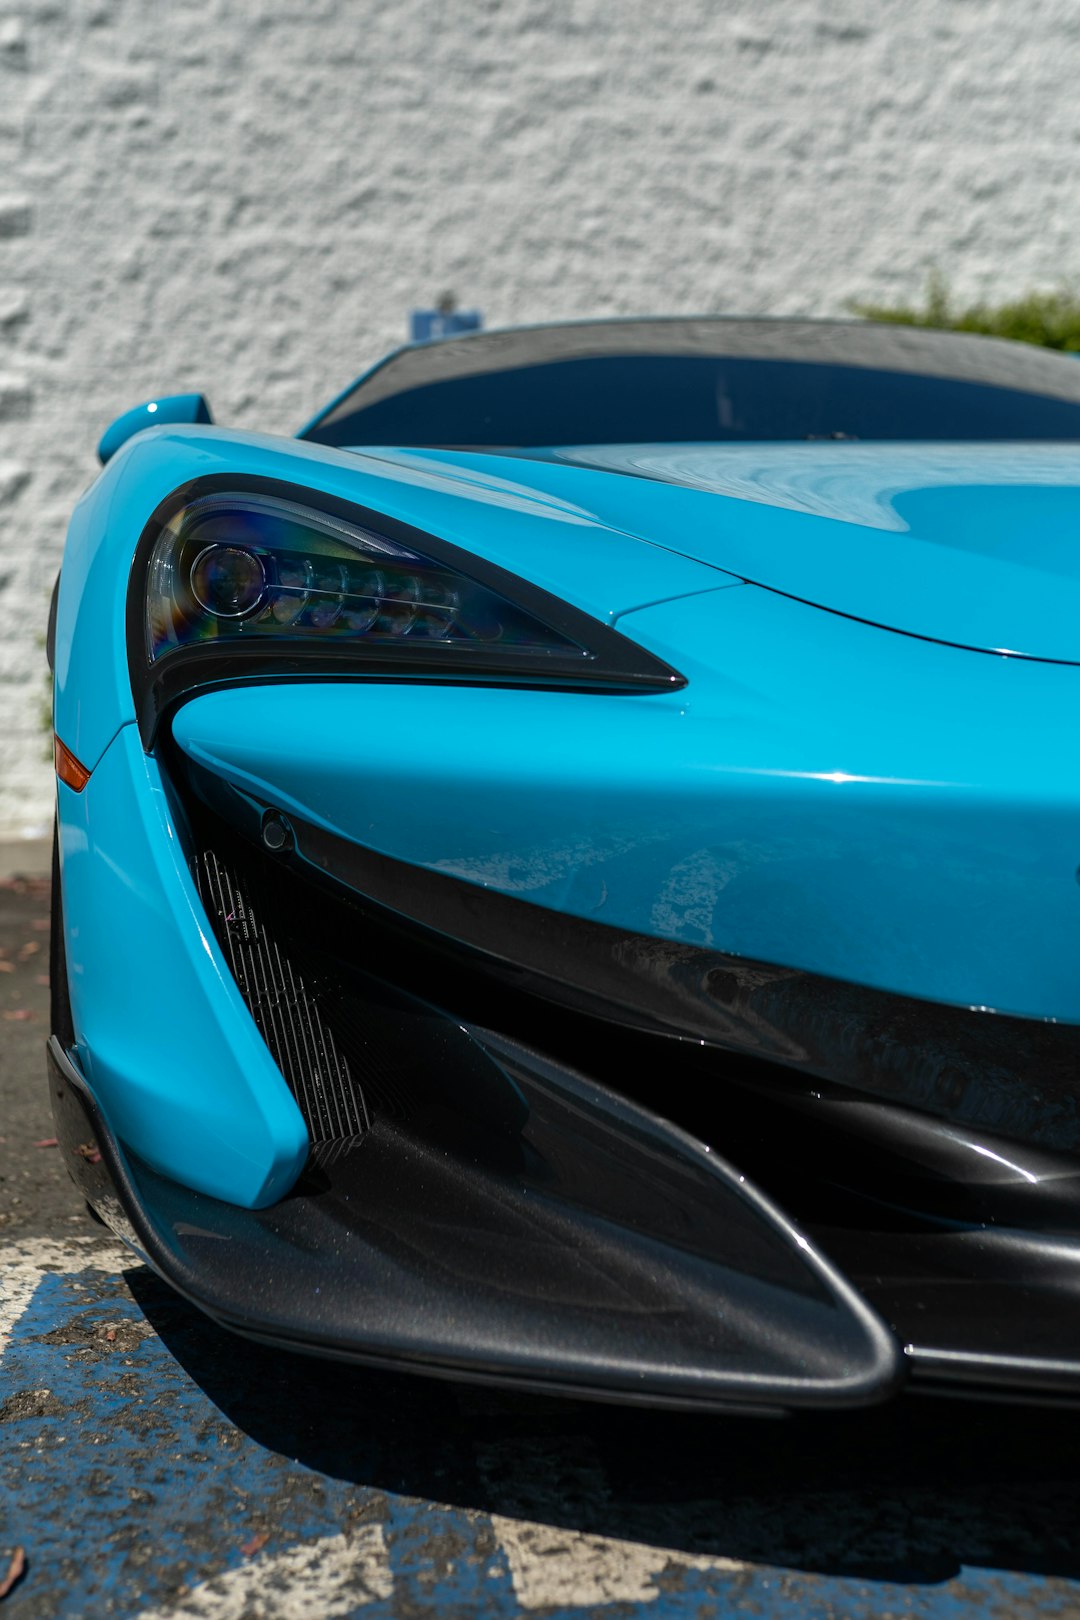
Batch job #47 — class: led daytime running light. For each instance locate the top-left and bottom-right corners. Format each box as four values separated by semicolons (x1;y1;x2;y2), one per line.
129;476;686;747
144;491;585;665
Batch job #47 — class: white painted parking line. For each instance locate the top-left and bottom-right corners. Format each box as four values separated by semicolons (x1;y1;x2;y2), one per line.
491;1515;745;1609
134;1528;394;1619
0;1233;124;1344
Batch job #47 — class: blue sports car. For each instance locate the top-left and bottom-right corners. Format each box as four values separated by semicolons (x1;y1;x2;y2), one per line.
46;317;1080;1412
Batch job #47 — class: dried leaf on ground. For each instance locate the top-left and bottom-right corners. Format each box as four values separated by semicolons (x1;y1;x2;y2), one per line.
0;1546;26;1600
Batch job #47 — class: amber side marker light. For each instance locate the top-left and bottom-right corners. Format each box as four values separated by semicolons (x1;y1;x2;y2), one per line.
54;735;90;793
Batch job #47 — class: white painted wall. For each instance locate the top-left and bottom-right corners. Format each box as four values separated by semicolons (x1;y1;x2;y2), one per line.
2;0;1079;833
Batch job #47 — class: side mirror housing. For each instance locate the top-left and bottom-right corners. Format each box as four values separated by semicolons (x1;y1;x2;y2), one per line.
97;393;213;466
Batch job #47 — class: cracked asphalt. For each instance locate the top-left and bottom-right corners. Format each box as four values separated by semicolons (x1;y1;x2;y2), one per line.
4;866;1080;1616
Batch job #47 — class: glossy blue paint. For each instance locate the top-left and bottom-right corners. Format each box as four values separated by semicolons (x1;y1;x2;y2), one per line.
373;442;1080;665
53;426;733;772
172;580;1080;1024
96;392;212;465
57;722;308;1207
54;413;1080;1209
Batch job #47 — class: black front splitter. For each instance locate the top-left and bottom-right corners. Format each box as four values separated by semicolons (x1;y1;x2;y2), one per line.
46;1035;903;1416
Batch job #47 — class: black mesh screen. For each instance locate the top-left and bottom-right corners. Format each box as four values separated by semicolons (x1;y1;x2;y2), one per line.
194;848;371;1145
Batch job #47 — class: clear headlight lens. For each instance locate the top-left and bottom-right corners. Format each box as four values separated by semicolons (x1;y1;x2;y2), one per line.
189;544;267;618
130;480;685;745
145;492;586;664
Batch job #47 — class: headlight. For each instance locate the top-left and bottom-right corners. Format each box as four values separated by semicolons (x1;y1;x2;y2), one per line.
128;477;685;744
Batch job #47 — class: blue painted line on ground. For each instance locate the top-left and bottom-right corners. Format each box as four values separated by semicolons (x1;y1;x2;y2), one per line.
0;1267;371;1613
2;1255;1080;1617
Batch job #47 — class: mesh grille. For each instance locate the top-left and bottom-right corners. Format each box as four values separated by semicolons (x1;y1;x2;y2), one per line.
195;849;370;1145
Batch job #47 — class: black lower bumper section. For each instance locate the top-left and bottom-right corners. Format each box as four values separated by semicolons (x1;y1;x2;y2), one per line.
819;1218;1080;1402
47;1036;902;1413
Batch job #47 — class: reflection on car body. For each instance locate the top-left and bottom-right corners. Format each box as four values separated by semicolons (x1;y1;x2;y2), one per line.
47;317;1080;1411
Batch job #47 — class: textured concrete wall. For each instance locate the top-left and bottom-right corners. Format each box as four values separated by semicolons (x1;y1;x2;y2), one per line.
3;0;1079;833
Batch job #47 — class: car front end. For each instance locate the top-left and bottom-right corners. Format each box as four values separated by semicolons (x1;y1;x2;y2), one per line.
48;319;1080;1412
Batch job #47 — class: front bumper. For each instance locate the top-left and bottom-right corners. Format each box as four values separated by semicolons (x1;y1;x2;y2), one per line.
52;743;1080;1408
46;1032;903;1414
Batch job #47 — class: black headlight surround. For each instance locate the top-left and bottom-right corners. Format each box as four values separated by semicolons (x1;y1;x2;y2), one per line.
126;474;687;748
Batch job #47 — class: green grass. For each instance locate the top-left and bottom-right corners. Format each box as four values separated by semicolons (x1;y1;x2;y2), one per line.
851;272;1080;352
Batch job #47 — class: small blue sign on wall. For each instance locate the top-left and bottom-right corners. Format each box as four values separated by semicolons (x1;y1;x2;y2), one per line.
410;305;484;342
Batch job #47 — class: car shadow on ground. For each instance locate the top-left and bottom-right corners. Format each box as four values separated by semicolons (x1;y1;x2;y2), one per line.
127;1266;1080;1587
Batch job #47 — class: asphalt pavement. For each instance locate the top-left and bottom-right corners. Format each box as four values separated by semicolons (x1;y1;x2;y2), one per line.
4;863;1080;1617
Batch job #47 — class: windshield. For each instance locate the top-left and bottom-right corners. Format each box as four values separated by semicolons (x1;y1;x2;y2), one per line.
303;318;1080;450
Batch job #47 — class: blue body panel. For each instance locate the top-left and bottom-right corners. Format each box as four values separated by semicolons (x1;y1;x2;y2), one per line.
53;414;1080;1206
96;393;212;466
52;423;735;1205
53;426;734;773
373;443;1080;665
57;724;308;1206
172;582;1080;1024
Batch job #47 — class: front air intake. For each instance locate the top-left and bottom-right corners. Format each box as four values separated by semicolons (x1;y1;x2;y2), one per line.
194;848;370;1146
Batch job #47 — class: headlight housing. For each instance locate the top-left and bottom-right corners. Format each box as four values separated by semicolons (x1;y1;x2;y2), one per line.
128;477;685;744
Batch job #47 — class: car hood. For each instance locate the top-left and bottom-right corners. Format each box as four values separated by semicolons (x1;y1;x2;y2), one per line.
359;443;1080;665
